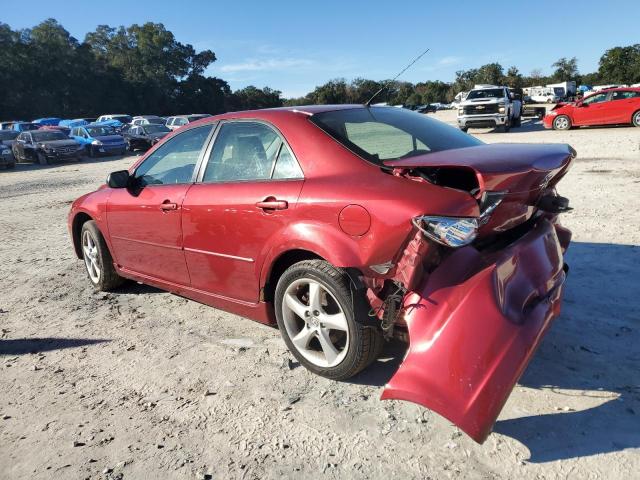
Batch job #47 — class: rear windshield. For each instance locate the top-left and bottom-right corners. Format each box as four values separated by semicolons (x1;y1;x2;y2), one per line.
310;107;482;165
87;126;115;136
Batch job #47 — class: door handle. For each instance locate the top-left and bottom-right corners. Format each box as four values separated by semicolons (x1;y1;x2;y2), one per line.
256;198;288;210
160;201;178;211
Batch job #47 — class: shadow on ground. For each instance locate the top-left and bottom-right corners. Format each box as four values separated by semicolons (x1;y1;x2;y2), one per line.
351;242;639;462
0;337;109;355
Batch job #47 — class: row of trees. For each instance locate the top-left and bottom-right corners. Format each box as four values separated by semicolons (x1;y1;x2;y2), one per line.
0;19;283;119
1;19;638;118
286;47;640;107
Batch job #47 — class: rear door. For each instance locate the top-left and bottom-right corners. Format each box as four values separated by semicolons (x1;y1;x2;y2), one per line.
182;120;304;303
609;90;640;123
106;124;214;285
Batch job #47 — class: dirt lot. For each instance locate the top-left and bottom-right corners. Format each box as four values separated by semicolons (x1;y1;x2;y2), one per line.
1;115;639;479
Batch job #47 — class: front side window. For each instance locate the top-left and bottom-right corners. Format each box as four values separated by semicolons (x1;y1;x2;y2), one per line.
310;107;482;166
583;93;609;105
202;122;303;182
134;125;213;187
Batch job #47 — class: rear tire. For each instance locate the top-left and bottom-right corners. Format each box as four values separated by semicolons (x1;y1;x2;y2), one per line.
633;110;640;127
7;162;15;169
553;115;572;130
275;260;383;380
80;220;125;291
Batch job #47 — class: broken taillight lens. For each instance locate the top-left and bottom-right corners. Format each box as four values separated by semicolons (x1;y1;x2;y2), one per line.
412;216;478;248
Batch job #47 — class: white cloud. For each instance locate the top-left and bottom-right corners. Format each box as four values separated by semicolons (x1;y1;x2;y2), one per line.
438;56;463;66
219;58;314;73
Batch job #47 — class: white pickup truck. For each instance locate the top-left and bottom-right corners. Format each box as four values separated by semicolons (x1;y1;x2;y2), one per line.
457;85;522;132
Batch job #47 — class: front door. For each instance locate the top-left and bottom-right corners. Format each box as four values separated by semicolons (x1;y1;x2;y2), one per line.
573;92;611;125
182;120;305;303
107;124;214;285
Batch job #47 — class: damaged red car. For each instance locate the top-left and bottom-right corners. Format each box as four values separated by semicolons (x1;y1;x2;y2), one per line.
68;105;574;442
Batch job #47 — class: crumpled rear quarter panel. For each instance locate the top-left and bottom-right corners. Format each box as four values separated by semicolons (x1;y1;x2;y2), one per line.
381;219;569;443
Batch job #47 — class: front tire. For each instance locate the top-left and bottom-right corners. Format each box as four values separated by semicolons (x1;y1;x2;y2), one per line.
126;140;134;152
632;110;640;127
553;115;572;130
37;152;48;165
275;260;383;380
80;220;125;291
459;126;468;133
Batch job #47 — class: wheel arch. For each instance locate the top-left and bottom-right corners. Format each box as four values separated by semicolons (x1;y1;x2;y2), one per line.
71;211;94;259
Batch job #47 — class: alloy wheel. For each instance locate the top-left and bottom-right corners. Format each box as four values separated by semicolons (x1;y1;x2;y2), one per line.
82;230;101;284
281;278;349;368
554;116;570;130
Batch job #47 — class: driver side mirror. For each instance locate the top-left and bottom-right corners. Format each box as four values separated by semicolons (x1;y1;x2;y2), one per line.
107;170;131;188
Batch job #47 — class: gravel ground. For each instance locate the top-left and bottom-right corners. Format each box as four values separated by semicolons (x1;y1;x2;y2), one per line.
1;115;639;479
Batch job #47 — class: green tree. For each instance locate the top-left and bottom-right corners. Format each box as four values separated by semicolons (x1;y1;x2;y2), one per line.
598;44;640;84
551;57;579;81
230;86;283;111
505;66;524;89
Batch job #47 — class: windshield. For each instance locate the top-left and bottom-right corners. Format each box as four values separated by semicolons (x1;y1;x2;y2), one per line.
0;131;19;140
87;126;115;136
111;115;132;124
310;107;482;165
466;89;504;99
143;125;170;134
32;131;66;142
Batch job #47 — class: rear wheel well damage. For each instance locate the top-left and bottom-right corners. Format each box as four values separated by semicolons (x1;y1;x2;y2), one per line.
263;249;323;303
71;212;93;258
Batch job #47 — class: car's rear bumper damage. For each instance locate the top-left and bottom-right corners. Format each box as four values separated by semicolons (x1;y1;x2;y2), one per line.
381;218;570;443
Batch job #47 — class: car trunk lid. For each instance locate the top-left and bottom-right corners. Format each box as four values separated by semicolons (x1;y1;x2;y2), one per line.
384;143;575;234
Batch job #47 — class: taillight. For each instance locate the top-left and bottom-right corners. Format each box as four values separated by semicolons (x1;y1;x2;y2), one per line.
412;216;478;248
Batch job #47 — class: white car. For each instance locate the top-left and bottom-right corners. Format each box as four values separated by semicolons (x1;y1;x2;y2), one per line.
165;114;211;131
130;115;166;126
96;114;133;124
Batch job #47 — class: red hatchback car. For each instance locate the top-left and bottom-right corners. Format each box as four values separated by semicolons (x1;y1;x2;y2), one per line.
544;87;640;130
69;105;574;442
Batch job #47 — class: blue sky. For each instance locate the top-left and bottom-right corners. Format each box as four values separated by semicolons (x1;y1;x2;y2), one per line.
3;0;637;97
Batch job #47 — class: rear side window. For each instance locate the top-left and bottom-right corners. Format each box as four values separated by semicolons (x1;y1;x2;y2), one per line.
134;125;213;186
203;122;302;182
310;107;482;166
611;91;640;100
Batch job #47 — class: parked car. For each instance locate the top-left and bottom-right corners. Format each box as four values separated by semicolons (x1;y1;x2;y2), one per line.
165;114;211;130
13;129;84;164
544;87;640;130
130;115;166;126
68;105;574;443
416;104;437;114
96;114;133;125
457;85;522;132
0;130;20;149
123;124;171;151
0;141;15;169
11;122;40;132
70;125;126;157
32;117;62;126
39;125;71;136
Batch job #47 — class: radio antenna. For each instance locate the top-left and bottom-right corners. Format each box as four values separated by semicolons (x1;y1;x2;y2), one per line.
364;48;430;107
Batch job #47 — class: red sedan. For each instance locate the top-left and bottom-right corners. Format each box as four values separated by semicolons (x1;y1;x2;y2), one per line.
68;105;574;442
544;87;640;130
